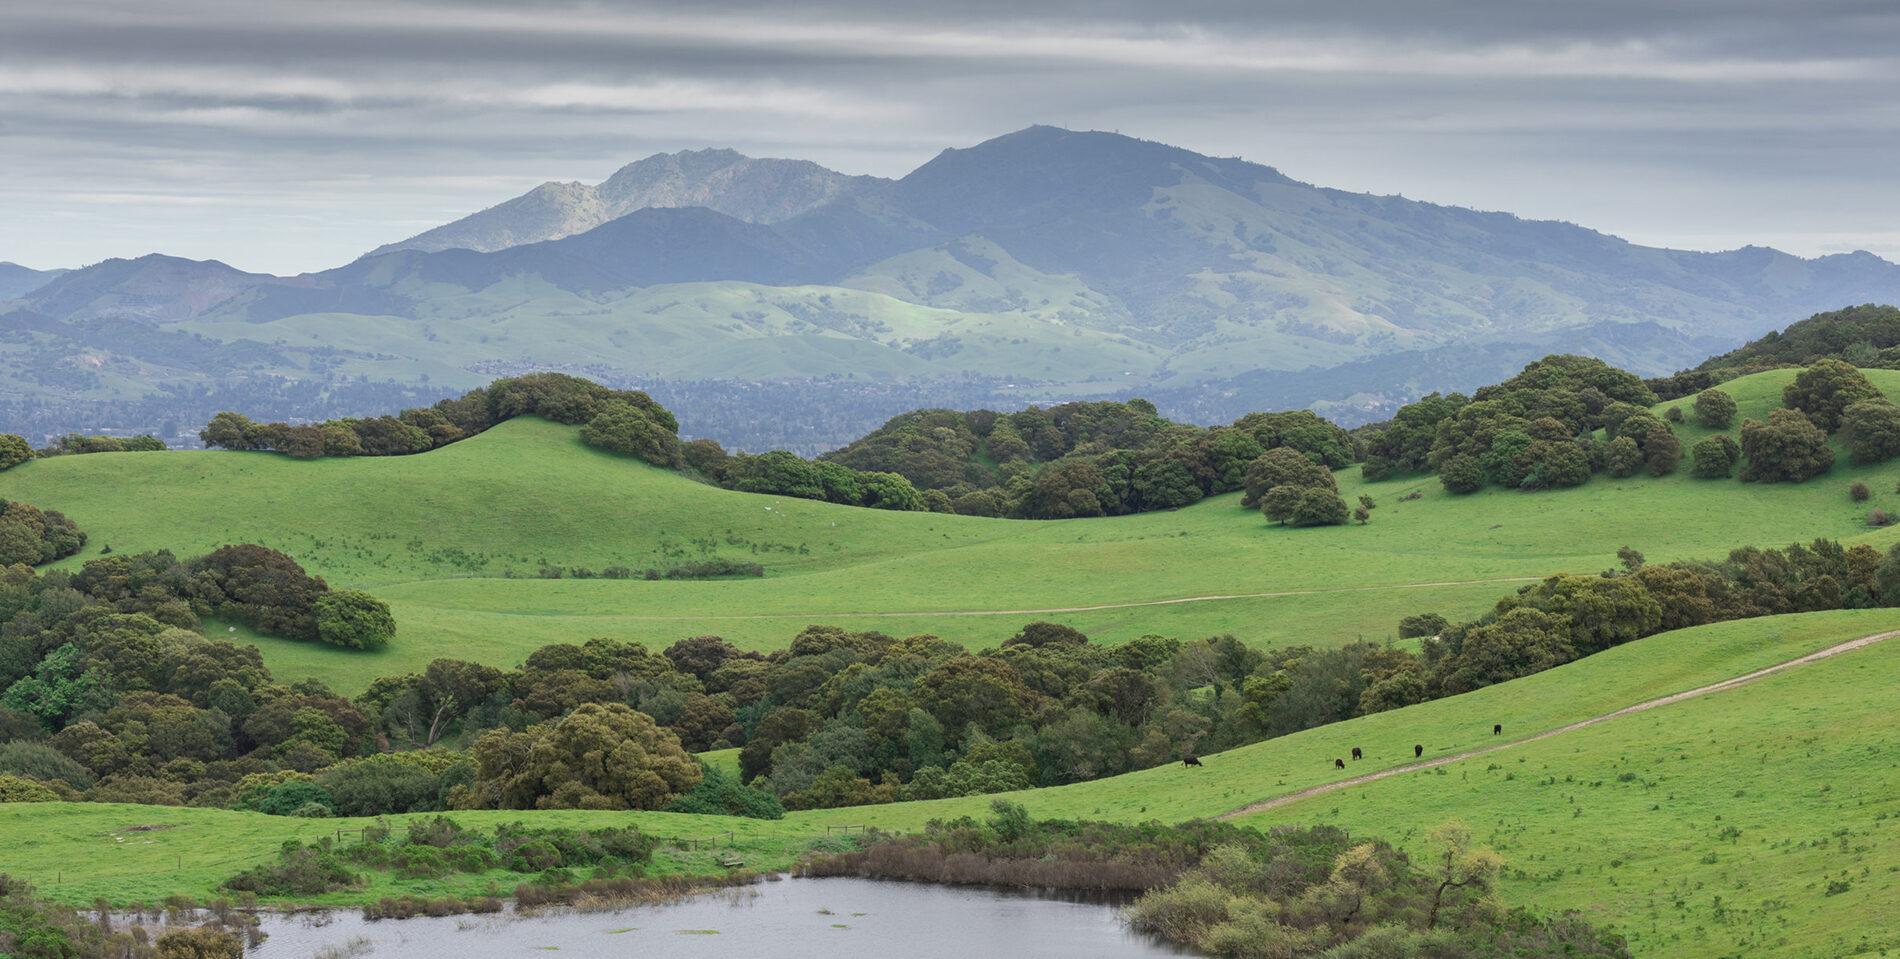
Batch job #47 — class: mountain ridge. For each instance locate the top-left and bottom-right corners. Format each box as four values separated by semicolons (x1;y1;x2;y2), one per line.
8;125;1900;447
0;262;69;302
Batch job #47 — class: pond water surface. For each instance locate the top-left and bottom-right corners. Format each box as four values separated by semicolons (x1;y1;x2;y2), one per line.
249;877;1193;958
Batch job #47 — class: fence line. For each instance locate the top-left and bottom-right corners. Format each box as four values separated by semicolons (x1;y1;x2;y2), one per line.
653;830;733;850
332;826;391;844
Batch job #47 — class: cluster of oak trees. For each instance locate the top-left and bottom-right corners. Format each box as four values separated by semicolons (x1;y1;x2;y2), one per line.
0;431;169;465
0;551;431;813
199;373;684;469
1359;355;1675;492
0;499;86;568
1357;351;1900;495
1687;303;1900;379
1415;537;1900;698
811;400;1354;520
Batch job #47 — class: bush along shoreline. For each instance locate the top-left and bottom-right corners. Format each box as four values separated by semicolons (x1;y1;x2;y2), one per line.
797;801;1629;958
211;814;784;921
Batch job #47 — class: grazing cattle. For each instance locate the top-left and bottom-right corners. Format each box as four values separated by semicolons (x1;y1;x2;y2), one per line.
1351;747;1363;761
1182;755;1203;768
1414;744;1423;758
1493;724;1502;735
1334;758;1346;769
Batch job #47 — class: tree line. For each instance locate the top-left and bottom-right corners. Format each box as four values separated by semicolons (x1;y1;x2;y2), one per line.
176;353;1896;534
188;375;1368;524
812;401;1356;520
1353;351;1900;495
0;544;1406;817
8;525;1900;821
161;323;1900;530
1683;303;1900;381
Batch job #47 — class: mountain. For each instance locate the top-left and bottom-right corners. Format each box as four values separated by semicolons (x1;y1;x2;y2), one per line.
0;262;64;301
8;126;1900;449
365;148;882;257
18;254;314;323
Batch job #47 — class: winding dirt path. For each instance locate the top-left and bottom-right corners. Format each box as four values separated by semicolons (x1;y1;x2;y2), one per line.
604;575;1548;621
1217;626;1900;820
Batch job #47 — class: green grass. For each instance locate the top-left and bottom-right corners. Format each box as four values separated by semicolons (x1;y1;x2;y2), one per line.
6;368;1900;692
1237;611;1900;959
4;608;1892;959
696;748;741;781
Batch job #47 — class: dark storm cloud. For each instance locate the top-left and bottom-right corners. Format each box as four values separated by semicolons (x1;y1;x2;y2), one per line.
3;0;1897;273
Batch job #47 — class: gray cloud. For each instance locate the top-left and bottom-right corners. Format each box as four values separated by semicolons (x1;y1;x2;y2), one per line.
3;0;1897;274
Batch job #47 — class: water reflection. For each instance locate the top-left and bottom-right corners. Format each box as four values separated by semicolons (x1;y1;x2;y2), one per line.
249;877;1192;958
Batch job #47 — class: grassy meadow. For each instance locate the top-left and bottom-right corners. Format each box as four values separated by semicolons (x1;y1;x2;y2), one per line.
3;609;1892;959
4;368;1900;692
1240;614;1900;959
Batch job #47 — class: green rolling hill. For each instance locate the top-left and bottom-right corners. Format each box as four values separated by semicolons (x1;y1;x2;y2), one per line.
4;368;1900;694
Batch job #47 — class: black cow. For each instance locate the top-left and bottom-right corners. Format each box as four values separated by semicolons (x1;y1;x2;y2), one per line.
1414;744;1423;758
1493;724;1502;735
1333;758;1346;769
1182;755;1203;768
1350;747;1362;760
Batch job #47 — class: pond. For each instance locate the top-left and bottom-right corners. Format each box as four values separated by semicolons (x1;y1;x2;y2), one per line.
248;877;1194;958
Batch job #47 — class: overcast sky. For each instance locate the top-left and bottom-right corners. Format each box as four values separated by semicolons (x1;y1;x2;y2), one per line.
4;0;1898;276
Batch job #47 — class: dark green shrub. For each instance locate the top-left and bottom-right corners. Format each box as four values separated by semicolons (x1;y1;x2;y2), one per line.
501;839;562;872
253;780;336;817
407;815;483;848
1691;435;1740;479
664;762;787;819
220;841;361;896
394;845;450;879
534;867;577;886
1693;388;1737;429
1438;454;1483;494
1740;409;1835;483
1842;400;1900;464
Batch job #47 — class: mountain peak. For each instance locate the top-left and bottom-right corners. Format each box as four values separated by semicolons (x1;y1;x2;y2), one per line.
896;124;1293;236
364;149;884;260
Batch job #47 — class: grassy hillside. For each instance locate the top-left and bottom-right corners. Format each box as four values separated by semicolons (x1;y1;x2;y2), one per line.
1238;612;1900;959
5;368;1900;692
3;609;1890;959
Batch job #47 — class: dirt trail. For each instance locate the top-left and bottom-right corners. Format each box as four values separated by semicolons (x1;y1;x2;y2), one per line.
1218;627;1900;820
610;575;1548;621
